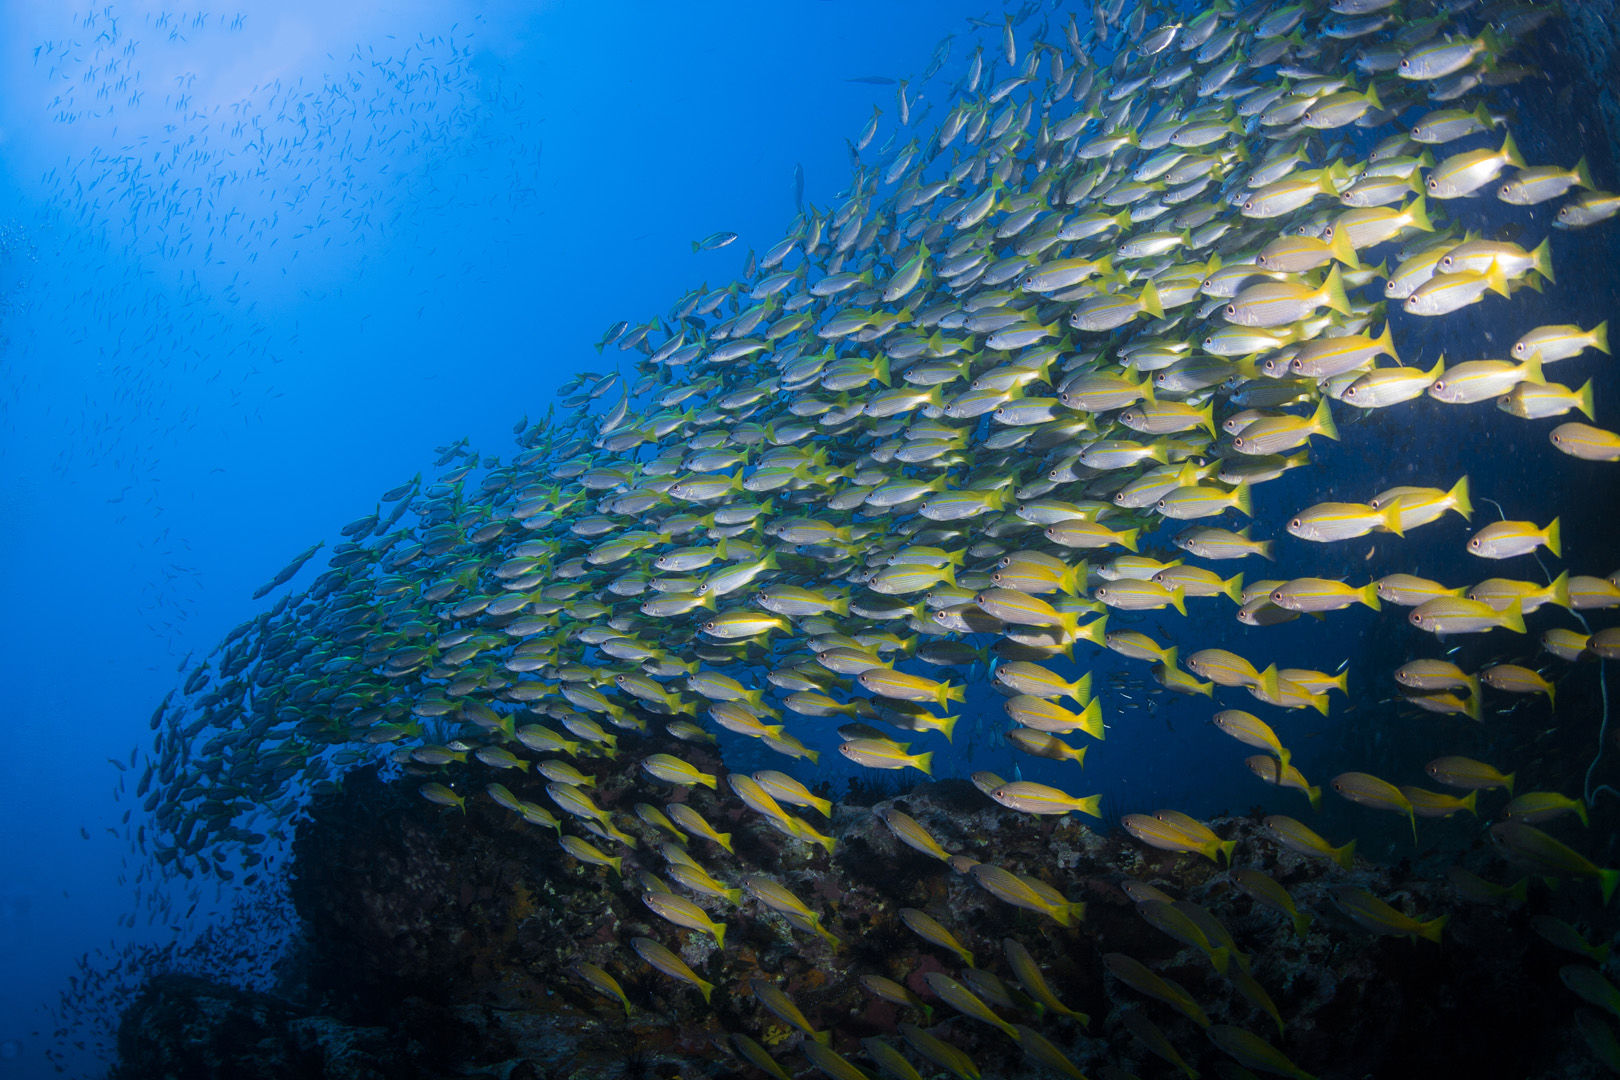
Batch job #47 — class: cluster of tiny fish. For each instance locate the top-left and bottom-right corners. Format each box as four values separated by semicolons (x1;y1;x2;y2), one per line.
133;0;1620;1077
21;8;540;653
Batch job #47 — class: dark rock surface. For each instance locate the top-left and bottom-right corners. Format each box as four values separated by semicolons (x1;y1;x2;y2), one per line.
110;757;1617;1079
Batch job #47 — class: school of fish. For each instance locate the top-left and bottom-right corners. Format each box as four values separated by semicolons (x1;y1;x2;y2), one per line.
127;0;1620;1077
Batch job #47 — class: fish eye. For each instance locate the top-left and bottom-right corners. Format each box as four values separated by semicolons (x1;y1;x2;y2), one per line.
1399;58;1410;69
1291;517;1302;528
1243;200;1253;210
1225;305;1236;316
1411;126;1421;136
1434;380;1446;390
1427;178;1438;190
1469;538;1480;548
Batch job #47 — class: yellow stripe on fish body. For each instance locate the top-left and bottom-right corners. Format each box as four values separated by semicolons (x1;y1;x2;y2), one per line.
899;907;975;965
665;861;743;905
1106;630;1177;665
838;737;934;774
1341;353;1446;409
630;937;713;1002
1426;131;1525;199
877;808;953;861
558;835;622;875
537;760;595;787
856;665;965;706
730;1035;793;1080
1230;868;1312;936
989;780;1104;817
924;972;1018;1040
1003;695;1105;739
700;610;792;640
666;801;734;853
1044;518;1141;551
1410;595;1527;634
1223;264;1352;327
1287;500;1405;542
1376;573;1466;606
1331;886;1447;943
1231;398;1339;455
989;554;1087;595
1094;578;1188;615
1154;565;1245;603
992;660;1093;703
1327;193;1434;250
968;863;1087;926
1207;1024;1319;1079
974;587;1087;636
1264;814;1356;869
751;978;830;1044
860;976;933;1020
753;769;833;817
547;782;609;823
1491;821;1620;903
640;753;718;789
1551;421;1620;461
1156;482;1253;520
1512;320;1609;363
1104;952;1212;1027
1156;809;1237;863
570;962;633;1016
1269;577;1381;612
1405;262;1512;317
1247;756;1323;809
709;701;784;740
1214;709;1293;769
641;890;726;948
1155;662;1216;697
1371;475;1472;529
1480;663;1557;705
1468;516;1560;559
1428;355;1543;404
1185;649;1271;690
899;1023;981;1080
1499;377;1597;421
1135;899;1232;974
1122;813;1224;862
1004;938;1087;1020
741;874;824;926
1332;772;1419;840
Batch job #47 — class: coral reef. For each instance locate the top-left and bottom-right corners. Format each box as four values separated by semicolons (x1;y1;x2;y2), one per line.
110;755;1615;1079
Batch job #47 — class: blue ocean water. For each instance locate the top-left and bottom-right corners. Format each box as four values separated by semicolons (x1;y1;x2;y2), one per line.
0;4;984;1073
1;1;1616;1078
